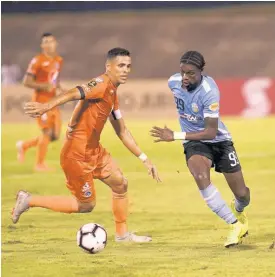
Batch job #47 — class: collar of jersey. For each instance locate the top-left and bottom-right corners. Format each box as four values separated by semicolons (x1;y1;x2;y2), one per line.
103;73;118;90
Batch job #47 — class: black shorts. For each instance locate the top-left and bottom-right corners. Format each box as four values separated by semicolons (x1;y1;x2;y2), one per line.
183;140;241;173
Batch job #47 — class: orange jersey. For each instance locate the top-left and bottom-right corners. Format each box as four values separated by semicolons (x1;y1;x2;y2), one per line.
61;74;119;160
26;53;63;103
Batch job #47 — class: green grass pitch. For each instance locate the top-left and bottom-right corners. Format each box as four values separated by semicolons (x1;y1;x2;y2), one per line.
2;117;275;277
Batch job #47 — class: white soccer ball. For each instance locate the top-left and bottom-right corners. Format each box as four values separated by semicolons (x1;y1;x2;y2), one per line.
77;223;107;254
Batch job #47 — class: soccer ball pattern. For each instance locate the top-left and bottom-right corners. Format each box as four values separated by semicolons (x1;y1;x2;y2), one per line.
77;223;107;254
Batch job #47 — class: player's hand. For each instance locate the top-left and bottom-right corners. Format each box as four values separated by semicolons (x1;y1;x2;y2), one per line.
150;125;174;142
24;102;50;118
143;159;162;182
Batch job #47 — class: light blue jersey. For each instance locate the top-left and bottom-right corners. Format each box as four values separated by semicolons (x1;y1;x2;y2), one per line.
168;73;232;143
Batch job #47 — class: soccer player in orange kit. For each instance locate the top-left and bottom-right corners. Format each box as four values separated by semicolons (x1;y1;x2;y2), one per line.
16;33;66;171
12;48;161;242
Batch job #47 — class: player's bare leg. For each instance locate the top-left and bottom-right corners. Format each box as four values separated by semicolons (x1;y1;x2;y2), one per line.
101;170;152;242
11;190;95;224
16;141;26;163
187;155;245;247
34;129;53;172
224;170;250;237
52;111;62;142
16;137;39;163
35;118;61;171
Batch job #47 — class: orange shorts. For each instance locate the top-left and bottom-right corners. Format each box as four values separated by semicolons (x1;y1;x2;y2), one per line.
37;108;61;130
60;144;120;203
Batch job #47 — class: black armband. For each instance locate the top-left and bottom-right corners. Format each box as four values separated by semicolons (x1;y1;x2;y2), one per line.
76;86;85;100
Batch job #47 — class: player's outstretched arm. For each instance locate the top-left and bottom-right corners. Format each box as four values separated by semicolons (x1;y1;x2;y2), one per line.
24;87;82;118
110;116;161;182
150;118;218;142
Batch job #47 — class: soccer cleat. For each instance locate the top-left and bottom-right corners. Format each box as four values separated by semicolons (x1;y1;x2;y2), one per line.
11;190;31;224
115;232;152;243
231;199;248;238
16;141;25;163
224;221;247;248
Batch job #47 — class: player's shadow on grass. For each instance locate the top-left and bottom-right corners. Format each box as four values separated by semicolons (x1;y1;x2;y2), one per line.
229;244;258;251
192;243;258;251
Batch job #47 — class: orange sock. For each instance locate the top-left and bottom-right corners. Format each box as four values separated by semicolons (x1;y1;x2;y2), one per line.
29;196;79;213
112;191;128;236
22;137;39;151
36;134;50;165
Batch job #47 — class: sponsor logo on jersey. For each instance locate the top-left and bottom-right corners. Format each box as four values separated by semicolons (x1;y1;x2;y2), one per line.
209;102;219;111
88;80;97;87
180;113;198;122
191;103;199;113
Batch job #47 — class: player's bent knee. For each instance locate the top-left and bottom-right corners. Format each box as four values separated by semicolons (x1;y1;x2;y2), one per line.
192;171;209;182
122;177;128;191
112;175;128;194
78;201;96;213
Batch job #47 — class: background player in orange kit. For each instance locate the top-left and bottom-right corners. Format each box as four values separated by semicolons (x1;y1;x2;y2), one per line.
16;33;66;172
12;48;161;242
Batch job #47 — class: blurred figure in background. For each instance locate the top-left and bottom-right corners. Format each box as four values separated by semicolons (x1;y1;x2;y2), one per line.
1;60;22;85
16;33;66;171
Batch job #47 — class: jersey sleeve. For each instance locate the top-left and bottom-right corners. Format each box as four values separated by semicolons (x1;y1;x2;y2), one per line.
202;87;220;118
113;92;119;111
76;79;107;100
168;73;182;91
168;79;173;90
26;56;40;76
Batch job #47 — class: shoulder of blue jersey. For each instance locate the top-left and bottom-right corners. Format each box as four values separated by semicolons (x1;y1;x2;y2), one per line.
201;76;220;96
168;73;182;90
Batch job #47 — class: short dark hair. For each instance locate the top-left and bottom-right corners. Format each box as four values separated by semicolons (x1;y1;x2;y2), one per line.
107;47;130;60
180;51;206;71
41;32;53;39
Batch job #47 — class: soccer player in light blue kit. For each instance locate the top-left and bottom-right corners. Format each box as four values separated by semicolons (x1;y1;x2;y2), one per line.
150;51;250;248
